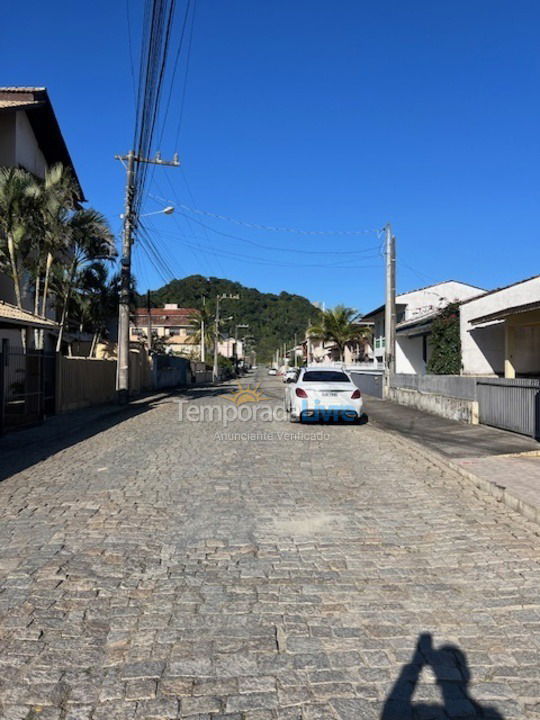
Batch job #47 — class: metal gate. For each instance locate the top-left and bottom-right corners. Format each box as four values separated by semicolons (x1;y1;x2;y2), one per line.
476;377;540;439
0;346;56;433
349;370;384;398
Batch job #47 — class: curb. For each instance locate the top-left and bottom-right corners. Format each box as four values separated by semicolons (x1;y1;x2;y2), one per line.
370;419;540;529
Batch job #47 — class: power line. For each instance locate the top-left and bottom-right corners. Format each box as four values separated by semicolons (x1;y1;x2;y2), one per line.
157;0;195;149
174;202;381;236
173;0;197;147
143;228;383;270
150;193;382;255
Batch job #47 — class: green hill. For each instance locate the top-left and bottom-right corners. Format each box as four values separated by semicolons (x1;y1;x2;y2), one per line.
138;275;320;362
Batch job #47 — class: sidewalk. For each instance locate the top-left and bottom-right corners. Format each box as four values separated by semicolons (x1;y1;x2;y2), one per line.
366;395;540;525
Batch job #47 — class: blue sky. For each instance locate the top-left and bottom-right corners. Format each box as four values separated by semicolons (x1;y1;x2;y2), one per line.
3;0;540;312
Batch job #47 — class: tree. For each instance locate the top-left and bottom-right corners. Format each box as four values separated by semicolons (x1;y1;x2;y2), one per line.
0;167;37;309
427;303;461;375
32;164;78;324
307;305;368;361
188;305;215;360
55;208;115;351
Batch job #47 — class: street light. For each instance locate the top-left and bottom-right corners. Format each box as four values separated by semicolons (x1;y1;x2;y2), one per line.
120;206;175;219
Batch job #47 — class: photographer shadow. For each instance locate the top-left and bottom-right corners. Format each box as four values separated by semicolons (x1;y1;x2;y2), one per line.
381;633;505;720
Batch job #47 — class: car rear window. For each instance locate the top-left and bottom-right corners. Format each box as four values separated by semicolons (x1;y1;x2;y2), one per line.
302;371;350;383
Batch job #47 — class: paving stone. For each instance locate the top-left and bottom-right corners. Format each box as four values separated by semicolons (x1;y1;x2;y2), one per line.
0;379;538;718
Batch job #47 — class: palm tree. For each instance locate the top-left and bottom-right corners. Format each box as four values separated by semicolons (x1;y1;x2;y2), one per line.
69;261;112;356
189;303;215;361
307;305;369;362
0;167;37;308
32;164;78;321
55;208;115;351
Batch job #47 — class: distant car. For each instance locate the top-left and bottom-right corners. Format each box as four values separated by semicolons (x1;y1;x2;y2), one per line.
285;365;363;423
268;368;277;375
252;365;258;370
282;368;299;383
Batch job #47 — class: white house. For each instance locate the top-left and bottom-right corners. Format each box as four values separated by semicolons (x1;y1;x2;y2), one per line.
363;281;485;374
460;275;540;378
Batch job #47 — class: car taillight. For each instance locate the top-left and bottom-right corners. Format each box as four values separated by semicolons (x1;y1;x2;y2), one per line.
295;387;308;398
351;389;361;399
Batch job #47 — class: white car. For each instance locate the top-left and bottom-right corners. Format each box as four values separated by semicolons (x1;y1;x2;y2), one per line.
268;368;277;375
285;366;363;423
282;368;299;383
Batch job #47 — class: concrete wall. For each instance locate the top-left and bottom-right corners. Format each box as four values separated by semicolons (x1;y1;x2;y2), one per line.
386;386;479;424
461;276;540;375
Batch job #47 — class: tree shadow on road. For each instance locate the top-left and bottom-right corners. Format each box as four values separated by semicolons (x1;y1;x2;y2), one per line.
0;391;177;484
381;633;505;719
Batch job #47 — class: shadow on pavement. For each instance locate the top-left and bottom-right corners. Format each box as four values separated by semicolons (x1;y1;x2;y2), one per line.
381;633;505;719
299;413;369;426
0;390;180;484
367;396;538;458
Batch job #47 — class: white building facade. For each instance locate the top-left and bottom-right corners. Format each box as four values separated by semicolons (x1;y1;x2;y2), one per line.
363;281;485;374
460;275;540;378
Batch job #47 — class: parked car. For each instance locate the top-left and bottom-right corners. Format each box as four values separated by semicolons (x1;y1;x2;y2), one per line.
283;367;299;383
285;365;363;423
268;368;277;375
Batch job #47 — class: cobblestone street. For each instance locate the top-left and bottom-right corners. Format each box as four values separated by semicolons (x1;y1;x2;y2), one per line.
0;375;539;720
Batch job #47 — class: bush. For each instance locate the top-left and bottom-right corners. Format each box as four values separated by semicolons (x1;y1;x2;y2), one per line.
427;303;461;375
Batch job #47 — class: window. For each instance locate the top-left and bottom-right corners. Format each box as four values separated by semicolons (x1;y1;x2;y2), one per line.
302;371;350;383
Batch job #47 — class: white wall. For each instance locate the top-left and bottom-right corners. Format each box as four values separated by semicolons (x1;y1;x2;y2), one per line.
368;282;483;368
398;281;484;322
461;276;540;375
396;335;426;374
15;111;47;178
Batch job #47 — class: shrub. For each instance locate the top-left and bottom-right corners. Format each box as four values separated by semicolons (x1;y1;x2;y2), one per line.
427;303;461;375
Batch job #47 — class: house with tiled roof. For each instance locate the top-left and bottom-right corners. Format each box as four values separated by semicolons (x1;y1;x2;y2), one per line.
130;304;199;356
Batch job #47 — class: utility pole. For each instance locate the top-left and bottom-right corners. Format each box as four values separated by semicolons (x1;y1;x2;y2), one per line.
212;294;239;382
146;290;152;353
234;323;248;371
384;223;396;383
200;296;206;363
294;333;297;368
114;150;179;402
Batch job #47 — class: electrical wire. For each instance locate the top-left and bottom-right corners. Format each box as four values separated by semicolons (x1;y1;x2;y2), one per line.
150;192;383;255
173;202;381;236
156;0;194;149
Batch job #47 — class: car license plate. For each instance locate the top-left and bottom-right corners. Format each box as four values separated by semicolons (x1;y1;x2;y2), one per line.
322;392;338;397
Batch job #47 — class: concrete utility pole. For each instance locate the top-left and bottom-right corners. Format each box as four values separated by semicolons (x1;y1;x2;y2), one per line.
384;223;396;380
212;294;239;382
200;296;206;363
146;290;152;353
234;323;248;369
115;150;179;403
294;333;297;368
